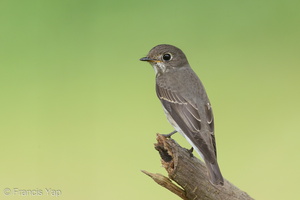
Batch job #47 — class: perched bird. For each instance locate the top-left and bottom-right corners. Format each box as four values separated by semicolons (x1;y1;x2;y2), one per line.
140;44;224;185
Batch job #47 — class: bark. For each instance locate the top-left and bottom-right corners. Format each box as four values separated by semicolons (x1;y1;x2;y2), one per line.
142;134;254;200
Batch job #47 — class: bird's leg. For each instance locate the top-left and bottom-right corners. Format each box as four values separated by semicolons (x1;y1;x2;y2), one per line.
187;147;194;157
162;130;177;138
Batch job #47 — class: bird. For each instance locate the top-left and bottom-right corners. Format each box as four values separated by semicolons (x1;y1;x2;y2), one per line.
140;44;224;185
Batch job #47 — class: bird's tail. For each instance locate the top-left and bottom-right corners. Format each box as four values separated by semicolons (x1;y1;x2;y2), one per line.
205;160;224;186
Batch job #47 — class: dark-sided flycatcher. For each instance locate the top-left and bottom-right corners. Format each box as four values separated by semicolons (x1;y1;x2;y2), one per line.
140;44;224;185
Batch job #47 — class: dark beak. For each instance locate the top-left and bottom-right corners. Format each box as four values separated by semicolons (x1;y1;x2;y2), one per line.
140;57;153;62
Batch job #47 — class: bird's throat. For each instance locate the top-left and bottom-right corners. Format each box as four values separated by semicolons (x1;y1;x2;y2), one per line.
153;62;166;75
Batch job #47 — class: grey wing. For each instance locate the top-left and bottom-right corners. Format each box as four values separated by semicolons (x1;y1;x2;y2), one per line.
205;101;217;158
156;84;217;162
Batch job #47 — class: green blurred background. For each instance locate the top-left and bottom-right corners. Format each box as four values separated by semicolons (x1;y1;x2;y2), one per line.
0;0;299;199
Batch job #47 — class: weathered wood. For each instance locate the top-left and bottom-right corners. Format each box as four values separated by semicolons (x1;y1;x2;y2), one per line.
142;134;254;200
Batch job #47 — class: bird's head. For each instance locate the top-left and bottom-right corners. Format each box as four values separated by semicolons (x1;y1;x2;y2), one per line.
140;44;189;75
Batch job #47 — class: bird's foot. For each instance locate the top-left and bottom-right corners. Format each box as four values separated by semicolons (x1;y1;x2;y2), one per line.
187;147;194;157
162;130;177;138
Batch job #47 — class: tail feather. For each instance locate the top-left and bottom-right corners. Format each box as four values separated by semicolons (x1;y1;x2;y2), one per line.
205;160;224;186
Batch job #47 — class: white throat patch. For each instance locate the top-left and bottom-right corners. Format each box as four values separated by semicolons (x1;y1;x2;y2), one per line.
153;62;166;75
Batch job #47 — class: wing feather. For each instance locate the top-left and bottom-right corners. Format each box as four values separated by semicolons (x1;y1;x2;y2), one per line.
156;84;216;162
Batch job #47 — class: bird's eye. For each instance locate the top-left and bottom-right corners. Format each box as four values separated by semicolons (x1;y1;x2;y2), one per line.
162;53;172;61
